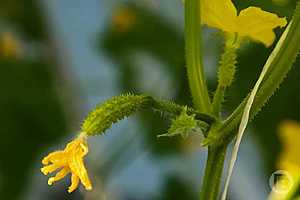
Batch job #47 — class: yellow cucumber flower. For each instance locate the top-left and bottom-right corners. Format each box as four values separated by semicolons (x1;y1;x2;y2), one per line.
0;32;23;58
268;121;300;200
112;7;136;32
278;121;300;174
41;133;92;193
201;0;287;46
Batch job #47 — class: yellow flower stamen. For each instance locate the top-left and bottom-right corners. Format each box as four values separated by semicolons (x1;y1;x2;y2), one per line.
41;133;92;193
201;0;287;46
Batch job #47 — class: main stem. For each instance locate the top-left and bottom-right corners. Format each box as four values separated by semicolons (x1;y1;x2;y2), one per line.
184;1;227;199
185;0;211;113
200;144;227;200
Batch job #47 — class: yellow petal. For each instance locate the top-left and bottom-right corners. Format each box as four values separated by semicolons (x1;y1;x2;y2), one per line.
48;167;70;186
201;0;237;33
80;172;92;191
69;143;92;190
279;121;300;153
41;164;60;175
42;151;66;165
65;139;81;152
237;7;287;46
68;174;80;193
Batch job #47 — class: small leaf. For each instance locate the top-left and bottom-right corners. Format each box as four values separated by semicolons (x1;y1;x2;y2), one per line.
158;107;204;139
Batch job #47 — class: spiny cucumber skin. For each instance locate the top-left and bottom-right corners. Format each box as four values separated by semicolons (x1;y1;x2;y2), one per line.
81;94;151;136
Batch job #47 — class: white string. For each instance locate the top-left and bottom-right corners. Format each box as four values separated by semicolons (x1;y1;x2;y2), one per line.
221;22;292;200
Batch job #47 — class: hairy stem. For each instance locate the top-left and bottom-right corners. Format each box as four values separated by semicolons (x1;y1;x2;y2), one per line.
200;144;227;200
212;85;226;117
150;98;216;123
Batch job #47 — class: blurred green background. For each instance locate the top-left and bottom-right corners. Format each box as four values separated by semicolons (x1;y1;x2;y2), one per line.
0;0;299;199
